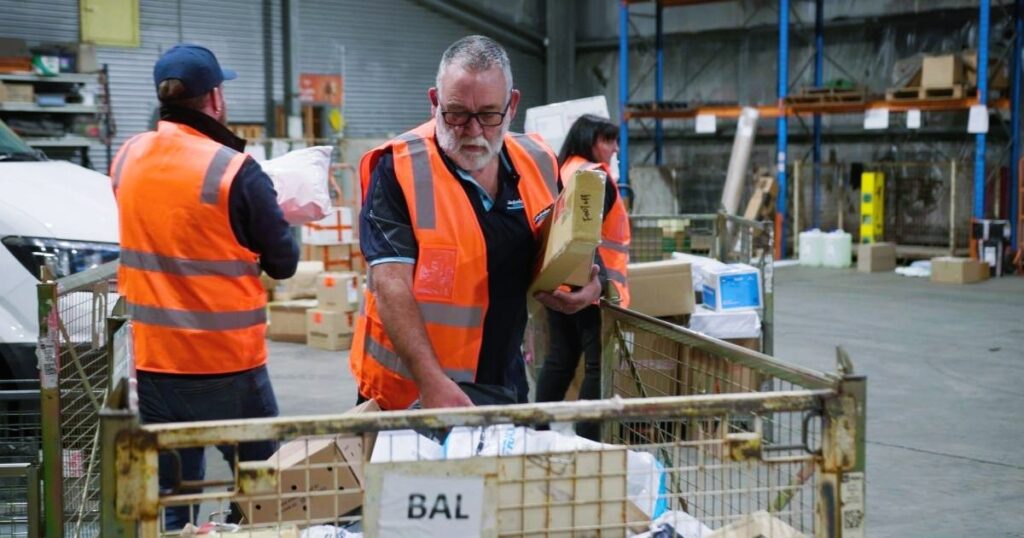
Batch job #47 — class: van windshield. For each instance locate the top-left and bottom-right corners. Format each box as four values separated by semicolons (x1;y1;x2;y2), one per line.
0;119;40;161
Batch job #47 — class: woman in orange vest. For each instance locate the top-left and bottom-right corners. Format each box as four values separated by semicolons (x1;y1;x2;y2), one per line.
535;114;631;441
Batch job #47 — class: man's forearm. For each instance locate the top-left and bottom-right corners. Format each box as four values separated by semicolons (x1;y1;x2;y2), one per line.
373;267;447;387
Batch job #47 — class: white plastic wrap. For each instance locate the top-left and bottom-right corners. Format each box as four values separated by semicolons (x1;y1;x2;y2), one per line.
443;424;666;519
689;307;761;340
370;429;443;463
260;145;334;225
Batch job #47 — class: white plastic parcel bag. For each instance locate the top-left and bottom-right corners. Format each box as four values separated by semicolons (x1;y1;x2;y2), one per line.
260;145;333;225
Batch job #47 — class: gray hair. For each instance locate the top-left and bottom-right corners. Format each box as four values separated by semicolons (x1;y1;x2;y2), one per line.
435;35;513;97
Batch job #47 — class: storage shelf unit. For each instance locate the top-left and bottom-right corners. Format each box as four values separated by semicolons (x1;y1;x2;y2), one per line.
626;98;1012;120
0;67;112;169
618;0;1023;257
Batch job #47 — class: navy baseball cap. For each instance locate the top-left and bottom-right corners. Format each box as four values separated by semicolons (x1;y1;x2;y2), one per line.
153;44;237;98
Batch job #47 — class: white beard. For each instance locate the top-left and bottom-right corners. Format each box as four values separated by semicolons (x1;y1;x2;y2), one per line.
436;113;506;172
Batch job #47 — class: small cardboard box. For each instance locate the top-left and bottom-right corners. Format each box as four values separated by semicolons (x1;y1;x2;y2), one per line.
315;271;361;312
0;81;34;103
302;207;354;245
627;259;695;317
921;54;964;88
240;400;379;525
267;300;317;343
700;263;762;312
529;169;605;294
307;309;355;351
930;257;989;284
857;242;897;273
272;261;324;300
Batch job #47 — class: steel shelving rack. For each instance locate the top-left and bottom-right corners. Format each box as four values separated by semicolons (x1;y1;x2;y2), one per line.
618;0;1022;258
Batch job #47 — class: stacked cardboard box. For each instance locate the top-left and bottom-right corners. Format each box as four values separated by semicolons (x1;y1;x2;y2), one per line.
302;207;364;272
267;299;317;343
307;271;362;351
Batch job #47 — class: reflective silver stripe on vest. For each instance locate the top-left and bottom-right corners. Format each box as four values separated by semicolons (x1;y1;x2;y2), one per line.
121;249;260;277
365;334;475;383
397;132;436;230
601;239;630;254
511;134;557;196
111;135;144;191
606;268;628;285
200;146;239;204
128;302;266;330
419;302;483;328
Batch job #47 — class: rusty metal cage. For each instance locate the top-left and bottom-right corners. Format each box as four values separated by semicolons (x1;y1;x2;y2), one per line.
0;380;41;537
37;261;119;538
628;212;775;355
100;304;865;537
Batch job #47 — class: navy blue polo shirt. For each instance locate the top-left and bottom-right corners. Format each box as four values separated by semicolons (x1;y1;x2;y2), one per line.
360;141;537;389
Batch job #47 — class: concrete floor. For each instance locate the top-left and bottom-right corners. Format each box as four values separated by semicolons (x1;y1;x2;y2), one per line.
254;266;1024;536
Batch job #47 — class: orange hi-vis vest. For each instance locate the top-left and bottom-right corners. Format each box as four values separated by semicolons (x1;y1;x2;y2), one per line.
111;121;267;374
561;156;631;307
351;120;558;410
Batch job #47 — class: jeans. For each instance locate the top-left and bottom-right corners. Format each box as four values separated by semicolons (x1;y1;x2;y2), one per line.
534;305;603;440
138;364;279;530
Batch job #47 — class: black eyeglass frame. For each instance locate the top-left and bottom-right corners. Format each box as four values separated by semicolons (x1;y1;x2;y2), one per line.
439;98;512;127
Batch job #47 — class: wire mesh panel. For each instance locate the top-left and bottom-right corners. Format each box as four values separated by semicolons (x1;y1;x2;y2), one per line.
39;262;118;538
103;306;863;538
602;305;832;532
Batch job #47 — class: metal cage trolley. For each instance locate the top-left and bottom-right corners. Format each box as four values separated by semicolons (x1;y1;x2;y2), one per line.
98;303;865;537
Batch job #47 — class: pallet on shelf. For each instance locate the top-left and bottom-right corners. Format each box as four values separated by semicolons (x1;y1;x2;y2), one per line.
785;86;866;105
885;84;976;102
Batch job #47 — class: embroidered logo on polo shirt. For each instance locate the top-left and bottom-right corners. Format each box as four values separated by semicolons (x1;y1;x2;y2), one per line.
506;199;525;211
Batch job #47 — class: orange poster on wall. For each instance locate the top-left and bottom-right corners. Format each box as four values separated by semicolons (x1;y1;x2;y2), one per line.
299;73;343;106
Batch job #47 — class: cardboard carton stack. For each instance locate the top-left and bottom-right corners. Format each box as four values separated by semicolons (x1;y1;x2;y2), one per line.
302;207;365;273
307;271;362;351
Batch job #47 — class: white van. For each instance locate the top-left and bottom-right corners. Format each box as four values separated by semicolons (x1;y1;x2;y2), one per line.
0;119;118;380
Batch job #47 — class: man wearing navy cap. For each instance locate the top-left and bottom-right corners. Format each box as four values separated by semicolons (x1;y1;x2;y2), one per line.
110;44;298;529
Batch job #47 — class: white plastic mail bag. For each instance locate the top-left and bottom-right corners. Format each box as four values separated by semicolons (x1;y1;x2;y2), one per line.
260;145;334;225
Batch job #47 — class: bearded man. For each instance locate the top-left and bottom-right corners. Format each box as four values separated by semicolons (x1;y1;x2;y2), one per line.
350;35;601;410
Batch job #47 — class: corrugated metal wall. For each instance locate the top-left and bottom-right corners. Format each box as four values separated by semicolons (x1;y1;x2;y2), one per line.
297;0;545;137
0;0;545;170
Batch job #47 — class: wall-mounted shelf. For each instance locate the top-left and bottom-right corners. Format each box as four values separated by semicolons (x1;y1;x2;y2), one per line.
0;102;98;114
0;72;98;84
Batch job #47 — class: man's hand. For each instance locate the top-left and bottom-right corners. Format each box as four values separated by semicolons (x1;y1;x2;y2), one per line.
534;264;602;314
418;374;474;409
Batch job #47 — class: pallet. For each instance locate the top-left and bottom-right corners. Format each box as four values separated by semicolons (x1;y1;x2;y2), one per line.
885;84;976;102
785;86;865;105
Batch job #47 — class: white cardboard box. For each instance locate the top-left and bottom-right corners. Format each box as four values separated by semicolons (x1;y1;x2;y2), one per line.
700;263;763;312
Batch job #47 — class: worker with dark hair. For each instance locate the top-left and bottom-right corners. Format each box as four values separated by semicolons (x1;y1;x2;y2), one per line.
110;44;298;530
535;114;631;441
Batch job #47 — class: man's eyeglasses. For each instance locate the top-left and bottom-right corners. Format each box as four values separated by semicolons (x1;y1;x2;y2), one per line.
440;99;511;127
